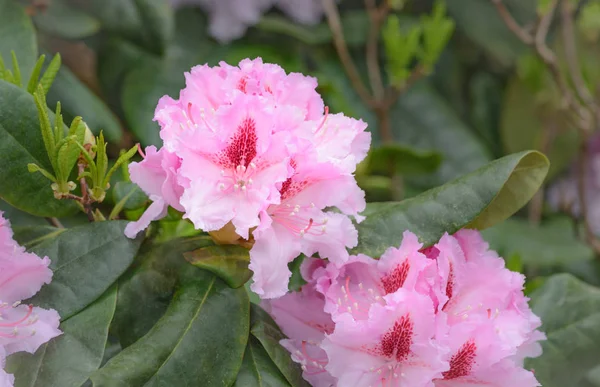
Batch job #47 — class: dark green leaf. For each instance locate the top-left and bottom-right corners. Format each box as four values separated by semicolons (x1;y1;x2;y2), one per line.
366;144;442;176
45;56;123;143
482;217;594;268
112;181;148;211
113;236;214;347
0;80;78;217
184;245;252;288
8;286;118;387
12;225;66;249
0;0;37;79
527;274;600;386
91;270;249;387
233;336;291;387
250;306;308;387
353;151;549;257
133;0;174;55
33;0;101;39
28;221;142;320
446;0;533;66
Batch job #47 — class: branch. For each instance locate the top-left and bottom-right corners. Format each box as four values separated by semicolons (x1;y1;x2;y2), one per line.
322;0;375;108
365;0;387;101
383;65;427;110
576;142;600;255
490;0;534;44
78;162;95;222
45;217;64;228
560;0;595;108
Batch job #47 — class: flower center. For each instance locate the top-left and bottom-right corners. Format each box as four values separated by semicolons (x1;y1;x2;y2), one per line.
0;302;39;339
442;340;477;380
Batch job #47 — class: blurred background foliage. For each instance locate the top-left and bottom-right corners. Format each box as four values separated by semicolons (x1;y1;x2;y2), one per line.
3;0;600;384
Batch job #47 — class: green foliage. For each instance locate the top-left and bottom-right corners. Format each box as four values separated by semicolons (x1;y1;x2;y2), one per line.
0;0;37;78
383;15;422;86
8;287;118;387
363;144;442;176
527;274;600;386
184;245;253;288
353;151;549;257
28;221;142;320
419;0;455;72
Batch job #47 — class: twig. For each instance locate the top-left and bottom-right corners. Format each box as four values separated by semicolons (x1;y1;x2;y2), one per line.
559;0;595;108
322;0;375;108
365;0;387;101
490;0;534;44
383;65;427;110
45;217;64;228
78;163;95;222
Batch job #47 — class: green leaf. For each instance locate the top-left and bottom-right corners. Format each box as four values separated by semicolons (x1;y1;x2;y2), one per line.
482;217;594;268
233;337;292;387
104;145;138;187
112;182;148;211
501;76;579;179
11;51;22;87
527;274;600;386
249;305;309;387
353;151;549;257
91;270;249;387
133;0;174;55
0;0;37;79
366;144;442;176
8;286;118;387
184;245;253;288
28;221;142;320
0;80;77;217
39;54;61;96
26;55;46;94
45;55;123;143
12;225;66;249
32;0;101;39
446;0;534;66
113;236;213;348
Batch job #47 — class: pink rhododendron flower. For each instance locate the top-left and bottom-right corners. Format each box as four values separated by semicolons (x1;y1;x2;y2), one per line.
126;58;369;298
266;230;544;387
263;265;336;387
0;212;61;386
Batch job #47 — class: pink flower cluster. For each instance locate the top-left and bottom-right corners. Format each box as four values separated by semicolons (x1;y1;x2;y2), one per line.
0;212;61;385
264;230;545;387
125;58;370;299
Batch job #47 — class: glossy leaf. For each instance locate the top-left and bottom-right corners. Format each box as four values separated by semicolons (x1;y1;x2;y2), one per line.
12;225;66;249
233;336;291;387
0;80;78;217
250;306;308;387
91;270;249;387
527;274;600;386
482;217;594;268
0;0;37;79
184;245;252;289
28;221;142;320
112;181;148;211
8;286;117;387
113;236;214;348
353;151;549;257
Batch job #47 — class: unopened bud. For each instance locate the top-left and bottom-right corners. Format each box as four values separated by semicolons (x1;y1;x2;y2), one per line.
82;122;96;158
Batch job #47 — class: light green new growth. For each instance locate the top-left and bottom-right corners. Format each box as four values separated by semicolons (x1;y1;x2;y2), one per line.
420;0;455;72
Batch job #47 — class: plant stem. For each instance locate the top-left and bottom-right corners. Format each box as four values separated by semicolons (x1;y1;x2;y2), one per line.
78;163;95;222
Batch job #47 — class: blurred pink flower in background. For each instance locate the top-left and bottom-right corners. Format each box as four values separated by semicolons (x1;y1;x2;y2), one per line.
169;0;326;42
264;230;544;387
0;212;61;386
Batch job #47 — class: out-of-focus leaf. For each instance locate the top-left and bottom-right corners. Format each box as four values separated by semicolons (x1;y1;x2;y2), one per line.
527;274;600;386
482;217;594;268
8;286;117;387
353;151;549;257
33;0;101;39
28;221;142;320
0;81;78;217
112;181;148;210
45;56;123;143
501;77;579;179
113;236;214;347
446;0;534;66
91;270;249;387
184;245;252;289
0;0;37;78
366;144;442;176
234;336;292;387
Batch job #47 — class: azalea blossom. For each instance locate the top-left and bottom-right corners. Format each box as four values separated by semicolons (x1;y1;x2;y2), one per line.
126;58;369;298
266;230;544;387
0;212;62;386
